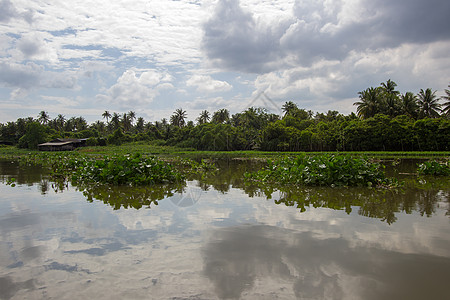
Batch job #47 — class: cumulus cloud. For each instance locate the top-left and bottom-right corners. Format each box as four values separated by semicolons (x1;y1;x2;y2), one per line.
0;62;78;93
203;0;450;72
0;0;33;24
0;0;19;23
202;0;289;73
186;74;232;93
16;34;45;58
97;69;173;108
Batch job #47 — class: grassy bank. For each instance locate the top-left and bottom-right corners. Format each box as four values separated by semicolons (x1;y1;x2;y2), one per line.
1;143;449;160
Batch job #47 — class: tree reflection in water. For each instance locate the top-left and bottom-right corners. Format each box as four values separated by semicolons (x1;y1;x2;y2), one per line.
1;158;449;222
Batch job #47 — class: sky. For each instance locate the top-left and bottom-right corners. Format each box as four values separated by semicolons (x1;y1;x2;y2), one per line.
0;0;449;124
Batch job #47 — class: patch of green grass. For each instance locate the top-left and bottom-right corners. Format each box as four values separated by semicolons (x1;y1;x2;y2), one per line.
1;143;449;160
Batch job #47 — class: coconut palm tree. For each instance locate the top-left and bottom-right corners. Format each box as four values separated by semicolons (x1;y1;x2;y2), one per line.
122;113;132;132
196;110;210;124
110;113;121;131
38;111;50;125
417;88;441;118
74;116;88;131
102;111;111;124
135;117;145;132
400;92;419;119
281;101;298;117
128;111;136;126
354;87;382;118
380;79;399;96
170;108;187;127
211;109;230;124
55;114;66;131
441;84;450;116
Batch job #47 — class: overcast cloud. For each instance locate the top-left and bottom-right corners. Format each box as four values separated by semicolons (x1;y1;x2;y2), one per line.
0;0;449;123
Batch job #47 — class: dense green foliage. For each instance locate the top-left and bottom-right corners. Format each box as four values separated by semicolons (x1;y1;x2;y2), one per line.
17;152;184;186
417;160;450;176
71;154;184;185
1;80;449;151
245;154;397;187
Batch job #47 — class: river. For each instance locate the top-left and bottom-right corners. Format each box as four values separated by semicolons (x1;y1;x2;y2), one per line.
0;158;449;299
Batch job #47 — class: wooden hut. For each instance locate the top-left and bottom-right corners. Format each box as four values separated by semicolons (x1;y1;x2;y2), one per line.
38;138;87;151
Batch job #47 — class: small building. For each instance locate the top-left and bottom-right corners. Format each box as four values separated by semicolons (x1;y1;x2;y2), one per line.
38;138;87;151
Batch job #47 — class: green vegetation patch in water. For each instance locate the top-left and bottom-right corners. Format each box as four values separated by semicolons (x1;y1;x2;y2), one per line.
417;160;450;176
69;153;184;185
245;154;398;187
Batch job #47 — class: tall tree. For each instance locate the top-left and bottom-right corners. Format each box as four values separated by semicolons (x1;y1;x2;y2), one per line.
211;109;229;124
281;101;298;117
102;111;111;123
400;92;419;119
74;116;88;131
380;79;400;96
53;114;65;132
135;117;145;132
441;84;450;117
197;110;210;124
38;111;50;125
128;111;136;126
417;88;441;118
110;113;121;131
170;108;187;128
122;113;132;132
354;87;382;118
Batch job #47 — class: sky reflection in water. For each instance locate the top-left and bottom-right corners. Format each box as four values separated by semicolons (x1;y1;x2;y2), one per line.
0;159;449;299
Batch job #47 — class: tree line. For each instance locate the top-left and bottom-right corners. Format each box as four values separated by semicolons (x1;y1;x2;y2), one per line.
1;80;449;151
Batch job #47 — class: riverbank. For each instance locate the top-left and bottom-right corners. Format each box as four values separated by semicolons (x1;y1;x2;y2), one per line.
1;143;449;160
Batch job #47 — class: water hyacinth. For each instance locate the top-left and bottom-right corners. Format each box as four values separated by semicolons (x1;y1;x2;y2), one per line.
417;160;450;176
70;153;184;185
245;154;397;187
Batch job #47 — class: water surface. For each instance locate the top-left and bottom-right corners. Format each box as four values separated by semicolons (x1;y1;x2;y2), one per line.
0;159;449;299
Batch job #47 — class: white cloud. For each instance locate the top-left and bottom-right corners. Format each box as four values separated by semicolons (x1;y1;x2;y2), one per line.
97;68;173;108
1;0;450;122
186;74;232;93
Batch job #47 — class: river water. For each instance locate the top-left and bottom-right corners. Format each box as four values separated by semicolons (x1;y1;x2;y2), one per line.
0;158;449;299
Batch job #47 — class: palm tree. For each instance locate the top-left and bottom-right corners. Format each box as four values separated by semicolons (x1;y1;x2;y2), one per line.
122;113;132;132
196;110;210;124
170;108;187;127
400;92;419;119
74;116;87;131
110;112;121;131
135;117;145;132
102;111;111;123
211;109;229;124
281;101;298;117
354;87;381;118
441;84;450;116
38;111;50;125
128;111;136;126
56;114;66;131
91;120;106;134
417;88;441;118
380;79;399;96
